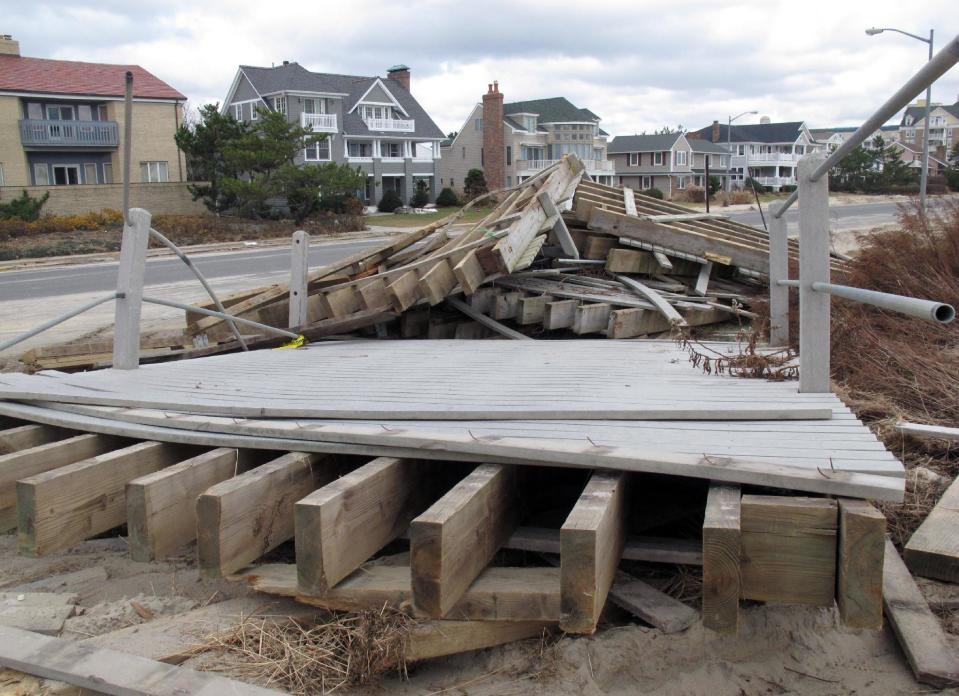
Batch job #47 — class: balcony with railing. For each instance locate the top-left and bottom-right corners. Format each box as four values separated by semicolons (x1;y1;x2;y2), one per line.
300;113;338;132
20;119;119;147
753;175;797;188
748;152;800;164
364;117;415;132
518;158;613;172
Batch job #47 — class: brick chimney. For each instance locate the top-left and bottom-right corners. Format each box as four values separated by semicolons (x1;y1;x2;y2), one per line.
387;64;411;91
0;34;20;56
482;81;505;191
711;120;721;143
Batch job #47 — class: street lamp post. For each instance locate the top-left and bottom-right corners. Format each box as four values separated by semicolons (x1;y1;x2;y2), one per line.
866;26;934;216
726;110;758;196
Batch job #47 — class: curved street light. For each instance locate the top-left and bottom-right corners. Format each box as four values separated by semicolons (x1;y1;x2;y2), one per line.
727;110;758;194
866;26;934;215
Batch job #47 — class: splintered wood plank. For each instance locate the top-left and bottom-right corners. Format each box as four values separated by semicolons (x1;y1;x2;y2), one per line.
605;248;658;274
543;299;577;330
492;292;523;320
560;471;627;634
609;570;697;634
572;303;611;335
17;442;197;557
386;271;421;312
0;434;126;532
295;457;430;595
452;250;486;296
905;475;959;583
702;484;740;633
410;464;517;618
126;447;257;562
837;499;885;629
517;295;551;325
0;425;70;455
418;260;457;306
883;538;959;688
740;495;837;606
197;452;337;578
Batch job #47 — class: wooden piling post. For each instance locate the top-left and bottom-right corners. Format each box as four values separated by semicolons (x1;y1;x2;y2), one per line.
768;201;789;346
798;153;830;393
702;484;741;633
288;230;310;328
112;207;151;370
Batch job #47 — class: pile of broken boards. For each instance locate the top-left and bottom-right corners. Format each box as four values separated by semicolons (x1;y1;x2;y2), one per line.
19;155;847;371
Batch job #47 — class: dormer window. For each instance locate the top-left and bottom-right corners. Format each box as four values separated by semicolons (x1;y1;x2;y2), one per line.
524;115;536;131
272;96;287;116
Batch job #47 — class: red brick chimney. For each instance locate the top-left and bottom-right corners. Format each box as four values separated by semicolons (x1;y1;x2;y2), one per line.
711;120;721;143
387;64;411;91
482;81;505;191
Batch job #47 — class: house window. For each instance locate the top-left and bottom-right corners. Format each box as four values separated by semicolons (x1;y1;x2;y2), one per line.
654;151;663;165
251;104;259;121
232;103;243;120
506;176;512;187
272;97;287;116
33;163;50;185
97;104;108;121
642;175;651;189
78;104;93;121
52;164;81;185
475;118;483;131
628;152;638;166
304;98;326;115
676;176;687;190
83;163;98;184
46;105;75;121
905;129;915;138
348;142;372;158
102;163;113;184
506;146;512;165
524;116;536;131
675;150;687;166
381;142;401;158
304;138;331;161
140;161;169;183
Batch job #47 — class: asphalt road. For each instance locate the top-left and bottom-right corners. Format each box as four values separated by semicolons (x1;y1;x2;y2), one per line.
727;200;904;233
0;237;384;303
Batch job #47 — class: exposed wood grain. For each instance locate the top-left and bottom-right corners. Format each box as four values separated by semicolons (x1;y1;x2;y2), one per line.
905;475;959;583
0;424;69;455
702;484;740;633
609;570;698;633
837;499;885;629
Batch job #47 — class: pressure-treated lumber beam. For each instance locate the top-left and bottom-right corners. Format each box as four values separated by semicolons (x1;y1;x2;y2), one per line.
740;495;837;606
904;474;959;583
295;457;431;595
883;538;959;688
560;471;627;634
0;433;126;532
410;464;517;618
0;424;69;455
197;452;337;578
543;299;578;330
837;498;885;629
404;619;552;662
126;447;261;562
17;441;197;556
609;570;697;634
702;483;740;633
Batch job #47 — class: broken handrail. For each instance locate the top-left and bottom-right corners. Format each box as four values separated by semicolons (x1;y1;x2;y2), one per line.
774;32;959;219
0;292;120;353
140;296;300;339
148;228;248;351
774;279;955;323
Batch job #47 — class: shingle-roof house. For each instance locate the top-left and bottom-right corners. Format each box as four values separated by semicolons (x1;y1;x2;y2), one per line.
607;133;729;199
898;99;959;161
687;119;821;191
222;62;445;204
439;83;612;196
0;34;186;190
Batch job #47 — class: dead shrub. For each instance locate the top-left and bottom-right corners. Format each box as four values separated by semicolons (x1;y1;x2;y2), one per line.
674;186;706;203
728;189;754;205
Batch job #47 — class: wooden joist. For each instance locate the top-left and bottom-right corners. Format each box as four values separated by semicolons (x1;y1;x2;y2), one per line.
410;464;517;618
560;471;627;634
904;475;959;583
0;424;69;455
17;441;197;556
836;499;885;629
197;452;338;578
702;484;741;633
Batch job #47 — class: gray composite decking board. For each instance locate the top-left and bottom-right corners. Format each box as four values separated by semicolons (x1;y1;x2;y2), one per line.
0;340;837;420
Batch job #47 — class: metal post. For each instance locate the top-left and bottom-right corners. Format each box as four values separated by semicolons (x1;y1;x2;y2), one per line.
288;230;310;328
798;154;830;393
768;201;789;346
705;156;710;213
122;71;133;224
920;29;934;216
113;208;151;369
725;117;731;197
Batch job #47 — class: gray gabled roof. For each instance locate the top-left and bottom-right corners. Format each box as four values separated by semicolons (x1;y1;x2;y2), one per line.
688;121;806;144
901;102;959;125
503;97;601;127
236;62;445;140
607;133;682;153
688;140;730;154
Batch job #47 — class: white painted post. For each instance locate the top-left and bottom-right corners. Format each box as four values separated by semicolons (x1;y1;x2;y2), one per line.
288;230;310;328
768;201;789;346
112;207;151;370
797;154;830;393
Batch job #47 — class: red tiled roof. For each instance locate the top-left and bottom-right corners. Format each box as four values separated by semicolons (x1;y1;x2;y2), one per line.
0;55;185;100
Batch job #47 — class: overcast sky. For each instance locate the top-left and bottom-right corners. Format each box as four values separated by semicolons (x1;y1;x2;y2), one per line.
6;0;959;137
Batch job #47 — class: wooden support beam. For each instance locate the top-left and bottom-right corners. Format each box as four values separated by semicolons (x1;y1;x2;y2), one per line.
468;286;497;314
693;261;713;296
768;201;789;346
615;274;687;327
609;571;698;634
197;452;336;578
452;250;486;296
572;303;611;335
410;464;517;618
386;270;421;312
538;191;579;259
295;457;430;595
837;499;885;629
560;471;627;634
605;248;658;275
582;234;617;260
740;495;837;606
702;483;741;634
904;475;959;583
798;153;831;393
127;447;259;562
505;526;702;565
653;251;674;270
404;619;552;662
883;538;959;688
622;187;638;216
418;260;457;305
0;434;126;532
288;230;309;328
319;286;361;319
356;277;390;312
113;207;151;370
517;295;552;325
491;291;523;320
543;299;578;330
0;424;69;455
607;307;671;339
17;442;196;557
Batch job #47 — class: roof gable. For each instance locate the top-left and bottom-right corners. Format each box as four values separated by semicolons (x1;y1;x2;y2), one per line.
0;54;184;100
689;121;806;144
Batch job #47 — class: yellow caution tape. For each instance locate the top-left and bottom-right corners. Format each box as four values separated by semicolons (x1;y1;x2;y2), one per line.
275;334;306;350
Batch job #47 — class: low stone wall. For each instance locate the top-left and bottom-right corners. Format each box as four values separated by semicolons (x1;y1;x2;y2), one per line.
0;182;207;216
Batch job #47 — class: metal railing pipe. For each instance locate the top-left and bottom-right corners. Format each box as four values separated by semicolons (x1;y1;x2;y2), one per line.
140;296;301;339
777;279;799;287
774;32;959;219
0;293;119;353
811;282;956;323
